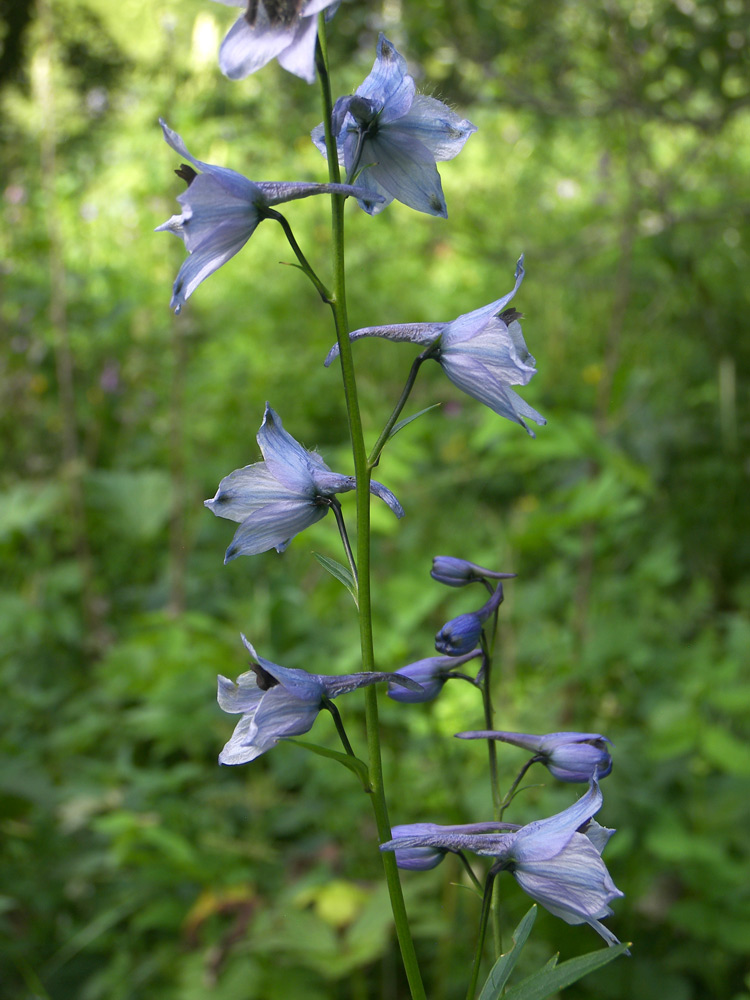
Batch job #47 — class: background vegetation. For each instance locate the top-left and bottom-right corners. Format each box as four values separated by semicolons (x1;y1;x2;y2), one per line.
1;0;749;997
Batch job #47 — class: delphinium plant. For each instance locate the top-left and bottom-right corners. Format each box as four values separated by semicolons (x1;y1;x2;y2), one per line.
156;4;630;997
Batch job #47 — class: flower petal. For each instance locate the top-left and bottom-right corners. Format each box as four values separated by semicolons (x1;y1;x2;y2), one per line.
163;219;257;312
256;404;319;493
397;94;477;160
439;354;546;436
322;670;422;699
205;462;300;522
219;13;298;81
219;713;272;765
365;130;447;216
254;180;385;208
369;479;404;518
224;500;326;561
217;671;263;713
357;35;415;122
511;779;603;864
441;256;525;346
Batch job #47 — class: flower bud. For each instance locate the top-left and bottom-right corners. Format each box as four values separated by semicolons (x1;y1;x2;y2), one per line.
431;556;516;588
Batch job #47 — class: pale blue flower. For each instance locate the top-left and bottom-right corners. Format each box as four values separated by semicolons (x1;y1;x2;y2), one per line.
219;634;419;764
205;403;403;562
455;730;613;783
434;581;505;656
386;649;481;703
325;256;546;436
431;556;516;588
381;778;625;947
156;120;379;312
216;0;339;83
312;34;476;216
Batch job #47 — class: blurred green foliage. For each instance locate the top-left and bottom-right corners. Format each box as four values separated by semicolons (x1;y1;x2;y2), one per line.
1;0;749;997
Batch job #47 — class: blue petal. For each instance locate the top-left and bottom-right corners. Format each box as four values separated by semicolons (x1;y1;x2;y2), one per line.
364;129;447;216
205;462;300;522
241;634;327;701
357;35;415;122
396;95;477;161
224;500;326;561
217;672;263;714
511;779;603;864
163;220;257;312
323;670;422;699
219;14;299;81
441;256;525;346
159;121;261;200
443;319;537;387
369;479;404;518
439;354;546;436
256;404;320;494
219;713;270;765
275;10;319;83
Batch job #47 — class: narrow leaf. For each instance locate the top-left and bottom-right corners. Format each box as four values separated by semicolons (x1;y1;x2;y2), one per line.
312;552;358;607
478;906;537;1000
388;404;442;440
286;739;370;790
502;943;631;1000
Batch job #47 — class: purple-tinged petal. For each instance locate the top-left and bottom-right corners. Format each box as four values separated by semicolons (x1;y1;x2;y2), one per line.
356;34;415;121
224;500;326;561
219;713;271;765
380;830;515;858
256;404;320;493
397;95;477;160
322;670;422;699
275;9;318;82
582;820;617;854
365;130;447;216
369;479;404;518
217;672;263;714
205;462;300;522
511;779;603;864
250;684;321;741
439;354;546;436
387;649;481;703
441;257;525;346
219;14;298;81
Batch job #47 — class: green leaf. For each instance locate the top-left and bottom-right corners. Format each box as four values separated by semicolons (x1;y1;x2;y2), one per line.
478;905;537;1000
312;552;358;607
287;739;370;790
388;404;442;440
501;942;631;1000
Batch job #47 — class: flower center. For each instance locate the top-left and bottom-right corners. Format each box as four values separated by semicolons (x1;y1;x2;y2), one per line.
245;0;305;27
249;662;280;691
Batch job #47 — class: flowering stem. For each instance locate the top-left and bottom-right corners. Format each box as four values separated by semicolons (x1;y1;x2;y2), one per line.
264;208;332;303
322;697;357;758
479;630;502;956
368;348;433;468
316;22;426;1000
329;498;358;587
498;757;539;820
466;865;501;1000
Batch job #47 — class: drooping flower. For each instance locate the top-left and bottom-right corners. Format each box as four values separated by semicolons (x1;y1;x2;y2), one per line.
434;581;505;656
205;403;403;562
311;34;476;216
431;556;516;589
390;821;518;871
325;256;546;436
455;730;613;783
386;649;481;703
219;634;420;764
216;0;339;83
156;120;380;312
381;778;625;947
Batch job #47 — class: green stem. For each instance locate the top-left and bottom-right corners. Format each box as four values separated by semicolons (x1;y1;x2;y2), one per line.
466;866;501;1000
323;697;357;758
457;851;484;894
264;208;331;302
368;349;433;468
498;757;539;820
480;630;502;957
329;498;358;588
316;21;426;1000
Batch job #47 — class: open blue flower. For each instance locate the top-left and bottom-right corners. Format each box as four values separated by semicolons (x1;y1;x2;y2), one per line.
434;581;505;656
312;34;476;216
455;730;613;783
431;557;516;588
205;403;403;562
387;649;481;703
381;778;625;947
325;256;546;435
216;0;339;83
219;634;419;764
156;120;379;312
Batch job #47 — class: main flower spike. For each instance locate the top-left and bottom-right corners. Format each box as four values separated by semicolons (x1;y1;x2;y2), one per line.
455;730;614;783
156;120;380;312
205;403;403;562
216;0;339;83
325;256;546;435
434;580;505;656
387;649;481;703
311;34;477;217
381;778;625;948
431;556;516;588
218;634;420;764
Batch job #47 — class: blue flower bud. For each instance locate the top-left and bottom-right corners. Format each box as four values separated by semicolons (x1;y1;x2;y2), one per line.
431;556;516;588
387;650;481;703
435;613;483;656
455;730;613;783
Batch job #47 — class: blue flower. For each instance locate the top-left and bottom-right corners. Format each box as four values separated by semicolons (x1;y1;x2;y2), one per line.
455;730;613;783
205;403;403;562
156;120;379;312
387;649;481;703
434;581;505;656
325;256;546;436
431;556;516;589
390;821;517;871
381;778;625;947
219;634;419;764
312;34;476;216
216;0;339;83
